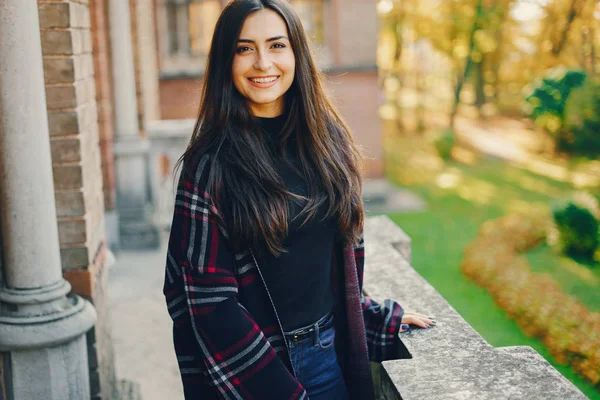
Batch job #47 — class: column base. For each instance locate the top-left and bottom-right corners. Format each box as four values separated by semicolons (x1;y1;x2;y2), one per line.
0;280;97;400
9;333;91;400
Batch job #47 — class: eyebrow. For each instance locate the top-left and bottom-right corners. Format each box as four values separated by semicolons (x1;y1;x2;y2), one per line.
237;35;288;43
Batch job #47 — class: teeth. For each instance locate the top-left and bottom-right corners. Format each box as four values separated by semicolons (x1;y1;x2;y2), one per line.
250;77;278;83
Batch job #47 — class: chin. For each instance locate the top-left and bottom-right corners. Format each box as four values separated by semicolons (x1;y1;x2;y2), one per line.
250;95;282;105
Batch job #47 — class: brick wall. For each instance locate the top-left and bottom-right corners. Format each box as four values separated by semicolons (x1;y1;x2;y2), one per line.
324;71;383;177
159;77;202;120
37;1;117;399
90;0;116;211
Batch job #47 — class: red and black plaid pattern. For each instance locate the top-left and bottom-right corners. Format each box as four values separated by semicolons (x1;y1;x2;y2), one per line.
353;232;405;362
164;153;404;400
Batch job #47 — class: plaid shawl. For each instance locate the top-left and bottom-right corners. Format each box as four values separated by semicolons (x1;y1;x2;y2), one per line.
163;153;405;400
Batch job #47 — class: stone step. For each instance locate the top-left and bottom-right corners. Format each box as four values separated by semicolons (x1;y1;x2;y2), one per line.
117;379;142;400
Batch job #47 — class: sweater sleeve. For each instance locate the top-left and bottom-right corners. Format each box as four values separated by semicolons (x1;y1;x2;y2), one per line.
354;226;406;362
164;154;306;399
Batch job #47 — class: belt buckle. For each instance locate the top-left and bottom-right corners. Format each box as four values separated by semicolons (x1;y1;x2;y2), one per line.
292;328;307;342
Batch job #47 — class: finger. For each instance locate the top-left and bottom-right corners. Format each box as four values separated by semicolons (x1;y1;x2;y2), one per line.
413;313;436;325
412;312;431;320
403;316;427;328
402;314;436;327
405;311;436;324
403;311;420;315
411;318;429;329
419;316;436;327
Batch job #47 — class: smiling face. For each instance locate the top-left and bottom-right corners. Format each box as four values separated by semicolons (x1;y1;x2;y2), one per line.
232;9;296;118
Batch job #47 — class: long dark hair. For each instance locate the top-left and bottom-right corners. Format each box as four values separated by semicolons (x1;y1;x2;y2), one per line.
177;0;364;256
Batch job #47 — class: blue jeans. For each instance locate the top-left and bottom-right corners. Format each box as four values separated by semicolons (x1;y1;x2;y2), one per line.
284;313;349;400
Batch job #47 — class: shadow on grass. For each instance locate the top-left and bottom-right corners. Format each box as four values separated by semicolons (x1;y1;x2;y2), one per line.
566;253;600;268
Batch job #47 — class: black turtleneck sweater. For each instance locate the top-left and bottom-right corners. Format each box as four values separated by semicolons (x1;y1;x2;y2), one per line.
255;114;336;332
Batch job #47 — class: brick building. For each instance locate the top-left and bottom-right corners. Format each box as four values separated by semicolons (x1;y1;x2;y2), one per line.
0;0;382;399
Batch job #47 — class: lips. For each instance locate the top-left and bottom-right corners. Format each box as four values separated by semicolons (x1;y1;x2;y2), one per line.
247;75;280;88
248;76;279;83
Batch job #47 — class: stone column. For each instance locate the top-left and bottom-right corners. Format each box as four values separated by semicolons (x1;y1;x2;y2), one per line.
0;1;97;399
135;0;162;122
108;0;160;249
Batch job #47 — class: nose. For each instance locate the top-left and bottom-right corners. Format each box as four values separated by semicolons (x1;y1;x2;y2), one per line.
254;51;273;71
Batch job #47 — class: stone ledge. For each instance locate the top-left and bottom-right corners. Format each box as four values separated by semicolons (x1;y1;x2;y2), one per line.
363;215;587;400
146;119;195;140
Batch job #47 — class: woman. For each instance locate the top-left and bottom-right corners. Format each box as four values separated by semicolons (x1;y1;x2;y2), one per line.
163;1;434;399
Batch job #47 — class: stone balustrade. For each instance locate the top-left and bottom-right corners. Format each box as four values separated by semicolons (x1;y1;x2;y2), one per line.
363;215;588;400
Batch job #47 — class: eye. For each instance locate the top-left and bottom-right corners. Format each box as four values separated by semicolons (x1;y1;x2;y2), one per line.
236;46;252;53
272;43;286;49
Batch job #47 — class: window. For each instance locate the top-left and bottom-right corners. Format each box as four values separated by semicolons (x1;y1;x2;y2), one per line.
293;0;325;45
291;0;332;67
158;0;221;76
188;1;221;58
165;1;189;55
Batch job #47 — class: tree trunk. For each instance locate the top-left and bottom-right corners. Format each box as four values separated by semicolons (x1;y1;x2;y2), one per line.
449;0;482;129
552;0;581;56
474;59;486;118
591;26;596;77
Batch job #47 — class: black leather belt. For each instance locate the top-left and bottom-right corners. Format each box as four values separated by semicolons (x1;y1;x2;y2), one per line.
284;316;335;343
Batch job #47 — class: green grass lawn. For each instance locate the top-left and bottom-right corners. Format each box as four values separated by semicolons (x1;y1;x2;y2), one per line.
380;139;600;398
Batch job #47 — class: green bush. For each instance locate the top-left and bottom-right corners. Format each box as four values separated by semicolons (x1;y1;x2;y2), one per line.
524;68;587;148
563;77;600;157
551;194;600;260
433;129;455;160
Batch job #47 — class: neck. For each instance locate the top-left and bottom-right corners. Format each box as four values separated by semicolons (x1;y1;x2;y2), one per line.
249;100;285;118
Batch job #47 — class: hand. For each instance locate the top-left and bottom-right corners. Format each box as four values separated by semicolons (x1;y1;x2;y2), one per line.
399;311;436;333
